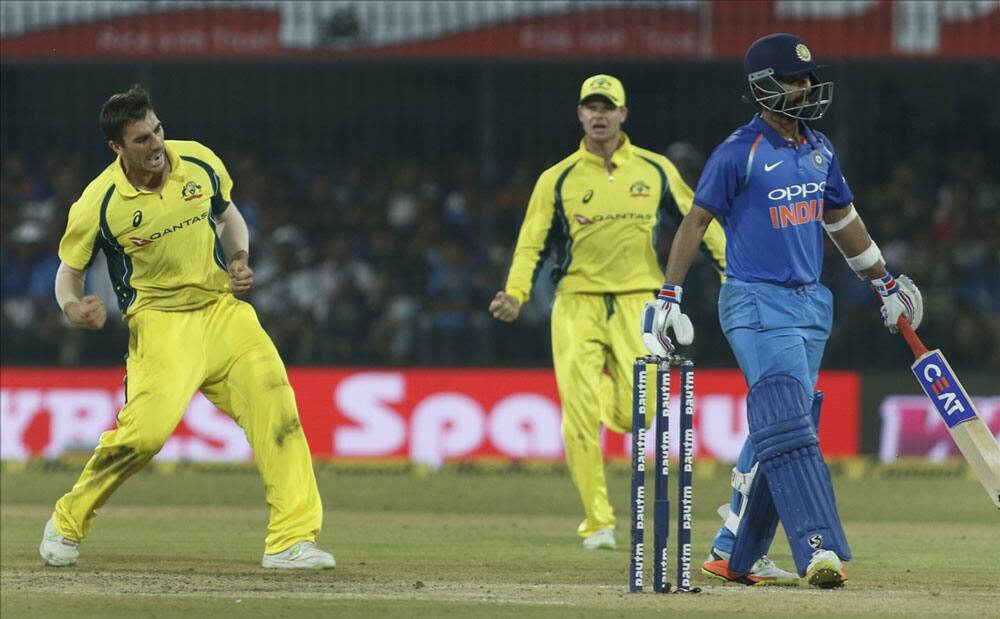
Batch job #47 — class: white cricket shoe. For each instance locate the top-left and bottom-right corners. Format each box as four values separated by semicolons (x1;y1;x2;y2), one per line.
749;555;799;584
805;549;848;589
582;527;616;550
39;518;79;567
262;541;336;569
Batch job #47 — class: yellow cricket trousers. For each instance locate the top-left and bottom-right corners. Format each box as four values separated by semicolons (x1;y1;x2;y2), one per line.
53;294;322;554
551;290;653;538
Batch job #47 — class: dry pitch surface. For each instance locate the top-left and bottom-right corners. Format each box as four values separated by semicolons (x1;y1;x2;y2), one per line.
2;460;998;618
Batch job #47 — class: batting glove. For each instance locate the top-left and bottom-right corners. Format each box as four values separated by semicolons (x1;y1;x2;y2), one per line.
872;273;923;333
641;284;694;356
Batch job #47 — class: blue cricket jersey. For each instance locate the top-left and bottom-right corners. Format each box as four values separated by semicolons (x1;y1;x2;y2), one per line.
694;114;853;286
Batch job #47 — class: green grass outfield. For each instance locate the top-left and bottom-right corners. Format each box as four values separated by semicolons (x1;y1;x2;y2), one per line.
2;459;998;618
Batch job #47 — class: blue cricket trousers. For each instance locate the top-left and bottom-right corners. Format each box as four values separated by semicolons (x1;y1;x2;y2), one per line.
710;278;833;555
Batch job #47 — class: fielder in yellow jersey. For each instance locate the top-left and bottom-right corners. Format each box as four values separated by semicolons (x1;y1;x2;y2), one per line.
38;85;335;570
491;75;725;549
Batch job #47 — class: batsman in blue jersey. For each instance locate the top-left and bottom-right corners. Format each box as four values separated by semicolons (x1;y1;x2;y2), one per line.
641;33;923;588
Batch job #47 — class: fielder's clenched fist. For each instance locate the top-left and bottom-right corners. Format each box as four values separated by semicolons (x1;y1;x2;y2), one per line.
64;294;107;330
489;291;521;322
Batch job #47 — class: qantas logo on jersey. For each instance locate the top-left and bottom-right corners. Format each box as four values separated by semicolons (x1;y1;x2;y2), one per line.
767;181;825;229
573;212;652;226
128;210;211;245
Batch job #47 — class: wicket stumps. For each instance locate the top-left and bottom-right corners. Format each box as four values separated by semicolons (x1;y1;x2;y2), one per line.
629;355;700;594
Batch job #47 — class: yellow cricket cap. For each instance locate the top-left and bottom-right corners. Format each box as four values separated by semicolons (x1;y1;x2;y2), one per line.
579;74;625;108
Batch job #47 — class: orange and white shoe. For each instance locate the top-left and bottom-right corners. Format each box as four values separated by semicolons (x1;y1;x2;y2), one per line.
702;548;799;586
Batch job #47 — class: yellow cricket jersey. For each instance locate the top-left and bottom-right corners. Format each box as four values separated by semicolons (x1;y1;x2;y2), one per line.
59;140;233;317
505;133;726;303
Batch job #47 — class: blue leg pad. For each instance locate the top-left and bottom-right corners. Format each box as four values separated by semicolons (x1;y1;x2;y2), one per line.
728;391;823;573
746;376;850;575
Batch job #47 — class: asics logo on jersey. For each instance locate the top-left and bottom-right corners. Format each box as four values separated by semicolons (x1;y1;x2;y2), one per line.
767;181;825;202
764;161;783;172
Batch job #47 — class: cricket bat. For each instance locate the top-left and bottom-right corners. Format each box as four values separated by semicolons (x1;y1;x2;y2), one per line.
897;317;1000;509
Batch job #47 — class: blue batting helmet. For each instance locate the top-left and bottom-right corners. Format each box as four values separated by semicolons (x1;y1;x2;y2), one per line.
743;33;833;121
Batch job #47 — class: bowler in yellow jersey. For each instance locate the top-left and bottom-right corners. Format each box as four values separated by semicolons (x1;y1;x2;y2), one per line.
490;75;726;549
38;85;335;570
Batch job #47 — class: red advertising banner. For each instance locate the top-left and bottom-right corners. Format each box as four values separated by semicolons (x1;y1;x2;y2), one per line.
879;395;1000;462
362;7;703;60
0;8;281;59
1;367;859;463
2;1;997;61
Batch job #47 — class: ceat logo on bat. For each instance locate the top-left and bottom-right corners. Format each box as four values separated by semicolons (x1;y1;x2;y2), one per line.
914;353;977;428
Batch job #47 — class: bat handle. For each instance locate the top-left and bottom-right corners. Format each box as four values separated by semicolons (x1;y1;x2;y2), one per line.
897;316;928;359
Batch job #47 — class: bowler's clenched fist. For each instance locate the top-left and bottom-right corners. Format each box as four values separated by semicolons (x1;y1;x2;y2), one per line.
489;291;521;322
65;294;107;330
228;252;254;295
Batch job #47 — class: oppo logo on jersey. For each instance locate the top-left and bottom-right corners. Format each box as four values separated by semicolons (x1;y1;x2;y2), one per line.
767;181;826;202
767;181;826;229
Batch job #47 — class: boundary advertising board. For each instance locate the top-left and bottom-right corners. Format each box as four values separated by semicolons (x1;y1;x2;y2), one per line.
1;368;860;464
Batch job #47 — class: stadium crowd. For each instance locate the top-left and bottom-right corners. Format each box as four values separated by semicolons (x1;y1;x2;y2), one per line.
2;145;997;368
